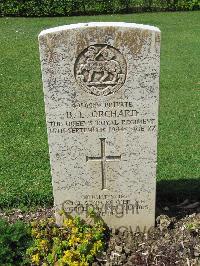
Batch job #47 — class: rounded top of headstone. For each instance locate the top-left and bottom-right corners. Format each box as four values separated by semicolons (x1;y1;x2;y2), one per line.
39;22;160;37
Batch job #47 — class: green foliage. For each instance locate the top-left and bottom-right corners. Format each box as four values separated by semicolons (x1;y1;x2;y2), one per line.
0;219;31;265
0;0;199;16
26;212;107;265
186;221;200;232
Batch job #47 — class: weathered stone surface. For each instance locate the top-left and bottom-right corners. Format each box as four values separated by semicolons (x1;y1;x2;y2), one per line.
39;22;161;230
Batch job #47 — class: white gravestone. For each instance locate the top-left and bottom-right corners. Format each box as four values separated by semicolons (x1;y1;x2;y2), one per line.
39;22;161;231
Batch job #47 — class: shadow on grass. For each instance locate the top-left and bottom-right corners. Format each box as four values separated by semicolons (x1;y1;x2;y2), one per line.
157;178;200;204
156;178;200;218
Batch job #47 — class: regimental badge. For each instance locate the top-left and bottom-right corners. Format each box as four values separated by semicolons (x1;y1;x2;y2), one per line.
74;44;127;96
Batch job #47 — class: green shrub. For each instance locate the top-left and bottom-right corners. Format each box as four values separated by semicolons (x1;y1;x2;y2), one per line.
26;211;107;265
0;0;199;17
0;219;31;265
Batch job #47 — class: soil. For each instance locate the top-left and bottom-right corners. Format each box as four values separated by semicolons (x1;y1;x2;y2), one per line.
95;212;200;266
0;199;199;266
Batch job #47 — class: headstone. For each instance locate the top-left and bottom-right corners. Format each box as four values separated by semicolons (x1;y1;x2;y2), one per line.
39;22;161;231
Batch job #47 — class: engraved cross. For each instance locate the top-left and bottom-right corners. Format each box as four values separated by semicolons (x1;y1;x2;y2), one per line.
86;138;121;190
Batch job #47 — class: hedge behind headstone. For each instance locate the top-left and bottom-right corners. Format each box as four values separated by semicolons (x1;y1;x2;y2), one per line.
0;0;200;17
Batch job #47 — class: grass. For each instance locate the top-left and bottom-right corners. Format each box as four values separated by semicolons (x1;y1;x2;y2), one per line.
0;12;200;209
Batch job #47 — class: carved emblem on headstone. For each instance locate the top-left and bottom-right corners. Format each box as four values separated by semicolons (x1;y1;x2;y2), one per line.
74;44;127;96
